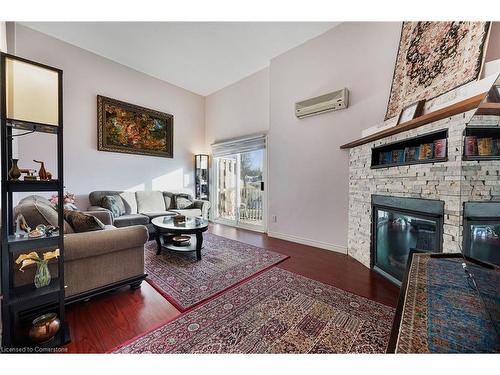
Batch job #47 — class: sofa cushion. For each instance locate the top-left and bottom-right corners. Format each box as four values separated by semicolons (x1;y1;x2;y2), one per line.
15;199;74;234
171;209;202;218
100;195;126;218
113;213;149;227
136;191;166;213
63;210;105;233
89;191;122;207
119;192;137;214
141;211;177;220
163;192;174;210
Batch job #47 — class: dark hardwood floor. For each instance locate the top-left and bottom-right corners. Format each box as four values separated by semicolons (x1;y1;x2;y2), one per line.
64;223;399;353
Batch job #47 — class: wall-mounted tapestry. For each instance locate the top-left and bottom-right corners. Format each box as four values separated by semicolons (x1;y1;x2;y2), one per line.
385;22;491;120
97;95;173;158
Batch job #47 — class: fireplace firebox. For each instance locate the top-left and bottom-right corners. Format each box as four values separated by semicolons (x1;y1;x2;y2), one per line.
371;195;444;285
463;202;500;266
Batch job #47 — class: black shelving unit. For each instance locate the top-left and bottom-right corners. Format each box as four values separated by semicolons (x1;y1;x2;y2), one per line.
371;129;448;169
195;154;209;200
463;126;500;161
1;52;70;348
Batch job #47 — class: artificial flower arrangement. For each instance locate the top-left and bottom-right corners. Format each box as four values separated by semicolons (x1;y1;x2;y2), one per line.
16;249;60;288
50;191;78;210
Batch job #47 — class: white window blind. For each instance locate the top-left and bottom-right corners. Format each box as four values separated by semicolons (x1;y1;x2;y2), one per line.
211;134;266;157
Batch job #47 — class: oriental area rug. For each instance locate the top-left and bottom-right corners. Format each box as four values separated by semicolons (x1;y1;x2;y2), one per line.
396;254;500;353
114;268;395;353
144;233;288;311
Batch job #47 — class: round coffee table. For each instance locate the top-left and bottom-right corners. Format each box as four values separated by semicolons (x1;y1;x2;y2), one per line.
151;216;209;260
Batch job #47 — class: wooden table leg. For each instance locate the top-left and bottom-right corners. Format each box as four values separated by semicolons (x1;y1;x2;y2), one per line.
155;230;162;255
195;231;203;261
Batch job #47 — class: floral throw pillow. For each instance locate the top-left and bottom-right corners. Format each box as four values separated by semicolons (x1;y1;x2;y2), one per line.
100;195;126;218
63;210;105;233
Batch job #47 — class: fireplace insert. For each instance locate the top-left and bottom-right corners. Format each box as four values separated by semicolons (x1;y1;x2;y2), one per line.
463;202;500;267
371;195;444;284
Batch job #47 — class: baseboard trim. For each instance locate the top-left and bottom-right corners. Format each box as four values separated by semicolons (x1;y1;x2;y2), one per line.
267;231;347;254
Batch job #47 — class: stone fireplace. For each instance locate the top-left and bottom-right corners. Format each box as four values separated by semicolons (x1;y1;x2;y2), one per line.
346;108;500;280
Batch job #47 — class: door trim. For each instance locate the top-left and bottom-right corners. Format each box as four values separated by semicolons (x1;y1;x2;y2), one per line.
211;141;267;233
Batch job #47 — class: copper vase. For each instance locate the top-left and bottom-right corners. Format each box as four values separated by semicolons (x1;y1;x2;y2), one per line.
33;159;48;180
28;313;60;344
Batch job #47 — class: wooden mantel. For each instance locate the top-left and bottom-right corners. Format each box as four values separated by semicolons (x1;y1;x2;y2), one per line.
339;92;487;149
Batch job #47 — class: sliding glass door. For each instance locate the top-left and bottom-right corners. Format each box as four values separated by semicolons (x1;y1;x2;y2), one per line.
213;137;266;231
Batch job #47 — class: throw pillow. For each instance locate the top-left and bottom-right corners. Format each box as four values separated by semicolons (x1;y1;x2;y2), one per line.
63;210;105;233
176;196;194;209
100;195;126;218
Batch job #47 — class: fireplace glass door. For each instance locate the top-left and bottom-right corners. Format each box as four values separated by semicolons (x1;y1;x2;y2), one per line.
373;208;441;283
466;223;500;266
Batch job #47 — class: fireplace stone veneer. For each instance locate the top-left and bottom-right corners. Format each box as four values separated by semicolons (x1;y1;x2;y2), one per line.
348;109;500;269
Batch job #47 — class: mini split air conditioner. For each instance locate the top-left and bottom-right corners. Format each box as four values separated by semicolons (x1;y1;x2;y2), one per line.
295;88;349;118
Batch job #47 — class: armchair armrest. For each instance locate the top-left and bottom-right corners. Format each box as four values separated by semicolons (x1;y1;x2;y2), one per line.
84;209;113;226
64;225;148;261
87;205;109;212
192;200;211;220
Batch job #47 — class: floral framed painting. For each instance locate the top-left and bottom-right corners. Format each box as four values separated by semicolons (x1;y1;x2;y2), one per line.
97;95;173;158
385;22;491;120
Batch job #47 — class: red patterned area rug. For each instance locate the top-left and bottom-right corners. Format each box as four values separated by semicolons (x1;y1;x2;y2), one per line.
114;268;395;353
144;233;288;311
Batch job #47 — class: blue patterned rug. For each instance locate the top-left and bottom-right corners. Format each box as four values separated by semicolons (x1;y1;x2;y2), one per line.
397;254;499;353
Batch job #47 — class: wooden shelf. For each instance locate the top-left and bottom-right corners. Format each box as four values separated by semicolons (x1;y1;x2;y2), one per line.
6;119;59;134
463;155;500;161
7;235;60;252
475;102;500;116
372;158;447;169
340;93;487;149
9;280;61;310
7;180;61;192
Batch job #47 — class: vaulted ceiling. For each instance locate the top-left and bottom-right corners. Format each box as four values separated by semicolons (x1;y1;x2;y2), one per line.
21;22;339;95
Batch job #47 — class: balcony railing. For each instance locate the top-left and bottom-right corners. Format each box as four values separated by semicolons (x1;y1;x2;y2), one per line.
217;183;263;225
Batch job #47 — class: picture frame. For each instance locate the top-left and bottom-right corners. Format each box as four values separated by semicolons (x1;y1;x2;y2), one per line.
97;95;174;158
397;100;425;125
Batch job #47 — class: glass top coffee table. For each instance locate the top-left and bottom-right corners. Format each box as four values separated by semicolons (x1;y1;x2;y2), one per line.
151;215;209;260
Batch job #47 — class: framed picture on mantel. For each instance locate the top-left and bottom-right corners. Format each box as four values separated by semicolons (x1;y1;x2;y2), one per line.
397;100;425;125
97;95;174;158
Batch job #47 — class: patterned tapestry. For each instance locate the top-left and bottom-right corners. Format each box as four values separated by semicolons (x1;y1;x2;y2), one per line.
385;22;491;120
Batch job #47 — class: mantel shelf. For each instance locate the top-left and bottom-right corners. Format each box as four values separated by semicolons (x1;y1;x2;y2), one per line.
340;92;487;150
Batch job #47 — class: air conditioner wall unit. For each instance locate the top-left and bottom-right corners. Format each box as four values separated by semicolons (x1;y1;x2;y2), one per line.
295;88;349;118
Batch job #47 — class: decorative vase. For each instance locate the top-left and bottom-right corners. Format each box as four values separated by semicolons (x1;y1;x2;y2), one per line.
8;159;21;180
28;313;60;344
33;159;48;180
34;262;51;288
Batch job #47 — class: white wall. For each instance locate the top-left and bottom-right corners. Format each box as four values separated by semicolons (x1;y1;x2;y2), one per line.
205;67;269;145
11;24;206;207
267;22;402;252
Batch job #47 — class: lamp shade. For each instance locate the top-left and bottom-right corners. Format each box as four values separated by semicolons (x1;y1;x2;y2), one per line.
5;56;59;126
